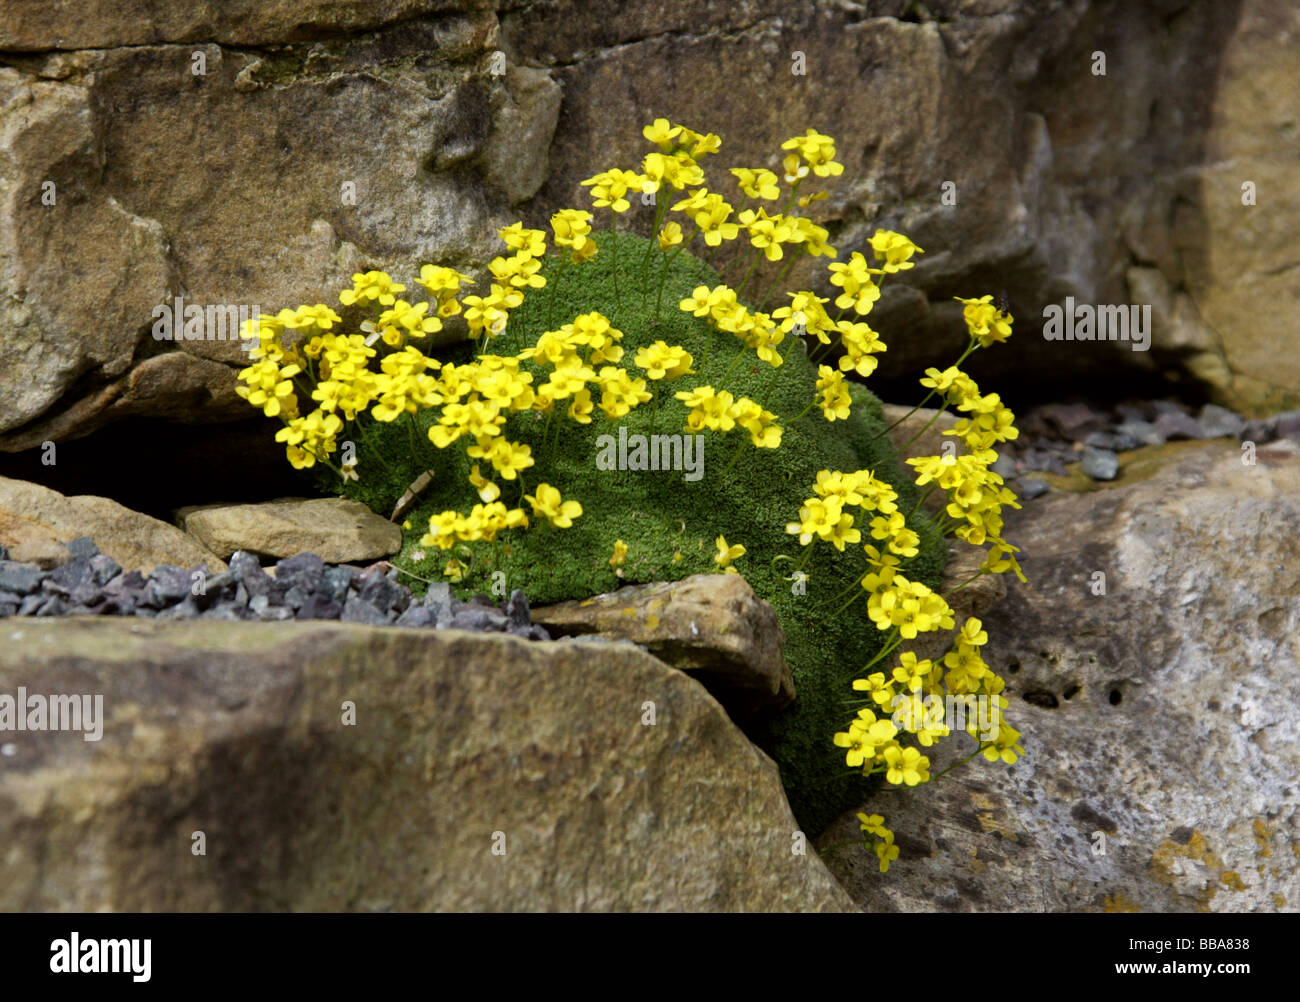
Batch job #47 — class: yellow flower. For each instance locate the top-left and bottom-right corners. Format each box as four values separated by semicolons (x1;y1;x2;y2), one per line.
730;167;781;201
869;229;923;273
815;365;852;421
497;222;547;257
468;464;500;503
955;294;1013;348
642;117;682;152
524;483;583;528
657;220;683;250
634;341;694;380
610;539;628;569
551;208;595;261
339;271;405;307
780;128;843;177
714;535;745;574
882;745;930;786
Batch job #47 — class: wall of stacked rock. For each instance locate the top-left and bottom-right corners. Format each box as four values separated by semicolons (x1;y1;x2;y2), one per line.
1;0;1295;473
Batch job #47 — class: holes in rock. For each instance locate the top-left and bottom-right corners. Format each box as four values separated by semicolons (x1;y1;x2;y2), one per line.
1108;688;1123;706
1022;690;1058;709
1062;683;1081;701
1007;658;1020;675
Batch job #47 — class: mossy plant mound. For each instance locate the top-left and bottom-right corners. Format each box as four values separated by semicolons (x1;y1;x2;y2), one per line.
331;230;946;832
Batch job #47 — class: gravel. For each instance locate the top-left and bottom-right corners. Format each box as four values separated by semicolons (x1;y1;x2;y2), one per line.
0;541;550;640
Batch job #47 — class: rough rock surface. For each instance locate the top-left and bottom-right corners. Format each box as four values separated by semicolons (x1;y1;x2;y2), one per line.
532;573;795;721
818;439;1300;912
0;475;225;574
176;498;402;562
2;0;1295;449
0;619;856;912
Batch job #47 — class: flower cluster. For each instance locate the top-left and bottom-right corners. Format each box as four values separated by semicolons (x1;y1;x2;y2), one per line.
239;119;1027;878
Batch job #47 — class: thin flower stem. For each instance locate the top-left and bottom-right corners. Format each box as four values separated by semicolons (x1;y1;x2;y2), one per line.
756;255;797;314
942;568;989;598
640;196;669;272
734;249;763;301
858;631;903;674
897;404;949;455
653;223;701;320
929;744;987;782
874;340;977;441
720;433;749;477
610;215;621;311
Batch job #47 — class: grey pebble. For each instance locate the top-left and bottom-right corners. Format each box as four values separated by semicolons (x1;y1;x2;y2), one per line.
1081;446;1120;481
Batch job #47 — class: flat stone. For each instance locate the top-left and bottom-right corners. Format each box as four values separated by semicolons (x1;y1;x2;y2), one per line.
449;606;508;633
177;499;402;563
1036;402;1108;440
394;604;434;628
0;477;225;575
533;573;795;723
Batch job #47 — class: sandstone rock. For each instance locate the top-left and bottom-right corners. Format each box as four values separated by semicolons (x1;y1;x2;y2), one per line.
0;476;225;574
0;619;856;912
1;0;477;50
819;439;1300;911
4;0;1292;447
532;573;795;722
176;498;402;562
1169;0;1300;414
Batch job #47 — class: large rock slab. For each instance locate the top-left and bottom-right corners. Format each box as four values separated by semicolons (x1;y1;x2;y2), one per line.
533;573;795;722
176;497;402;562
0;619;856;912
0;475;225;574
818;439;1300;911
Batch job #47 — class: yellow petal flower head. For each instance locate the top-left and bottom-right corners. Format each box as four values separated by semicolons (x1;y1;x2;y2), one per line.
955;294;1014;348
868;229;923;273
551;208;595;261
642;117;682;152
497;222;547;258
729;167;781;201
339;271;405;307
468;464;500;503
714;535;746;574
780;128;843;177
634;341;694;380
882;745;930;786
657;220;683;250
525;483;583;528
